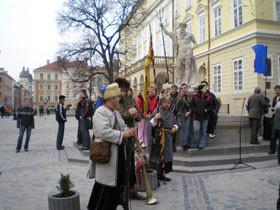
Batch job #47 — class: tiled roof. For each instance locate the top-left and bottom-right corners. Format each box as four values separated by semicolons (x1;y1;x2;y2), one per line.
35;60;88;71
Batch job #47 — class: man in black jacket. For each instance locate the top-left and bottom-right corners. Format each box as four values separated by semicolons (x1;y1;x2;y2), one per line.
201;81;220;138
16;98;34;153
56;95;67;150
75;97;83;147
80;90;94;150
271;85;280;114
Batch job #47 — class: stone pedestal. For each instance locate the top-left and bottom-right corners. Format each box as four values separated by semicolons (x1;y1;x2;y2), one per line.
175;115;251;146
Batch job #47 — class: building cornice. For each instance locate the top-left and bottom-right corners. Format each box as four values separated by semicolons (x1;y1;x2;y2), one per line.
194;19;280;58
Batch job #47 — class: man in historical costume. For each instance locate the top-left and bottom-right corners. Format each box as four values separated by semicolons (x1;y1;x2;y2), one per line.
114;77;146;200
160;22;199;86
88;83;136;210
148;96;178;182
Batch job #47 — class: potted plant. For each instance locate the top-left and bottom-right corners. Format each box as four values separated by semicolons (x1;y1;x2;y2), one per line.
48;174;80;210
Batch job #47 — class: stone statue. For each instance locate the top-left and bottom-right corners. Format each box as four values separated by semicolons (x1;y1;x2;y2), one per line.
160;22;199;87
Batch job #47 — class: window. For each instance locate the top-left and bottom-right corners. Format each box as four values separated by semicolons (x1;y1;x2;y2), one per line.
47;84;51;90
40;73;43;80
47;74;51;80
263;58;273;78
214;7;222;36
66;82;70;89
0;77;2;83
73;83;77;88
66;92;70;99
47;95;51;102
233;0;242;27
176;0;180;17
199;15;206;44
214;64;222;93
187;23;192;33
276;0;280;21
55;95;58;102
55;74;58;80
233;58;243;91
54;84;58;91
40;84;44;90
40;95;43;102
164;6;170;26
186;0;191;10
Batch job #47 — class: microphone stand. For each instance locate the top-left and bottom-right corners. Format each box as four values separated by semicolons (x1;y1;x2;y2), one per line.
231;98;256;170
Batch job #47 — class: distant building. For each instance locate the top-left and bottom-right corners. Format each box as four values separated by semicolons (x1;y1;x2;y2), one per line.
0;68;13;107
19;67;33;101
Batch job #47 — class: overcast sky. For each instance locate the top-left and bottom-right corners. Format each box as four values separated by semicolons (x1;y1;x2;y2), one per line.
0;0;65;81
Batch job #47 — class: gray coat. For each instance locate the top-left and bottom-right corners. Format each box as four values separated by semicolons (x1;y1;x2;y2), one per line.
148;108;177;163
274;102;280;130
91;105;127;187
248;93;267;120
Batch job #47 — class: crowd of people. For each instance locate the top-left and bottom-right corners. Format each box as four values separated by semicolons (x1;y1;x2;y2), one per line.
10;77;280;209
0;105;10;118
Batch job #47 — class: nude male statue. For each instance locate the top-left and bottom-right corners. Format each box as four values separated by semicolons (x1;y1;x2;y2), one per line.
160;22;199;86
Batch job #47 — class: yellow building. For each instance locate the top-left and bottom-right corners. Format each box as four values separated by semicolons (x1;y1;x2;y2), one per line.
120;0;280;114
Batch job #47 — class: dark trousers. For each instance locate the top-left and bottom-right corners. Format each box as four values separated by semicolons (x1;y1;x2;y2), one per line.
16;125;32;151
249;118;260;143
77;120;82;145
81;119;90;148
56;122;65;149
207;113;218;135
270;129;280;158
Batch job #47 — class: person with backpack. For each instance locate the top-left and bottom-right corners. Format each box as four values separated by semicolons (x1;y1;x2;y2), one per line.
80;89;94;150
190;85;213;150
56;95;67;150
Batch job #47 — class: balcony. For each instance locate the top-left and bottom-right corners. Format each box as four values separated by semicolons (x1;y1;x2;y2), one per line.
122;56;174;77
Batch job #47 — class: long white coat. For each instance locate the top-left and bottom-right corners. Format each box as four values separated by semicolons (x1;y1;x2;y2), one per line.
91;105;128;187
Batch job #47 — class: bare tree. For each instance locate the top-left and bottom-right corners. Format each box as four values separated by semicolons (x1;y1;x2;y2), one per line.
57;0;142;84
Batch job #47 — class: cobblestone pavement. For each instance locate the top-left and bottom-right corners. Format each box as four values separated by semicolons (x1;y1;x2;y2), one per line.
0;115;279;210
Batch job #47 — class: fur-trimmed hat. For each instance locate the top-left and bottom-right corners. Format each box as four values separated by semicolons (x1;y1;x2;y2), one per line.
103;83;121;100
114;77;130;91
160;95;172;104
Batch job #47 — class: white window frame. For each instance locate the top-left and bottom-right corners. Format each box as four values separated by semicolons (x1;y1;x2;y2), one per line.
55;74;58;80
214;64;222;93
54;84;58;91
55;95;58;102
47;74;51;80
47;95;51;102
47;84;51;90
40;73;43;80
187;22;192;33
40;95;43;102
262;56;273;79
185;0;192;10
199;15;206;44
275;0;280;21
175;0;180;18
66;92;70;99
40;84;44;90
233;0;243;28
213;6;222;37
233;58;244;91
66;82;70;89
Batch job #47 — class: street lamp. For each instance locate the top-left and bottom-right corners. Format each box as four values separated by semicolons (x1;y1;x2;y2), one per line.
13;84;17;120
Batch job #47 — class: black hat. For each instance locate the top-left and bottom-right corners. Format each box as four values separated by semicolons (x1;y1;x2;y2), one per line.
197;85;205;93
114;77;130;91
59;95;66;100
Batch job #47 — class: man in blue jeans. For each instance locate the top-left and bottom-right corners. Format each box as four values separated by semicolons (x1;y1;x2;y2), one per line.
190;85;213;150
56;95;67;150
16;98;34;153
176;83;192;150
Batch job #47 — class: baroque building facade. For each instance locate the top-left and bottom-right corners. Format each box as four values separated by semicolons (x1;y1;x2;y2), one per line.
119;0;280;114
